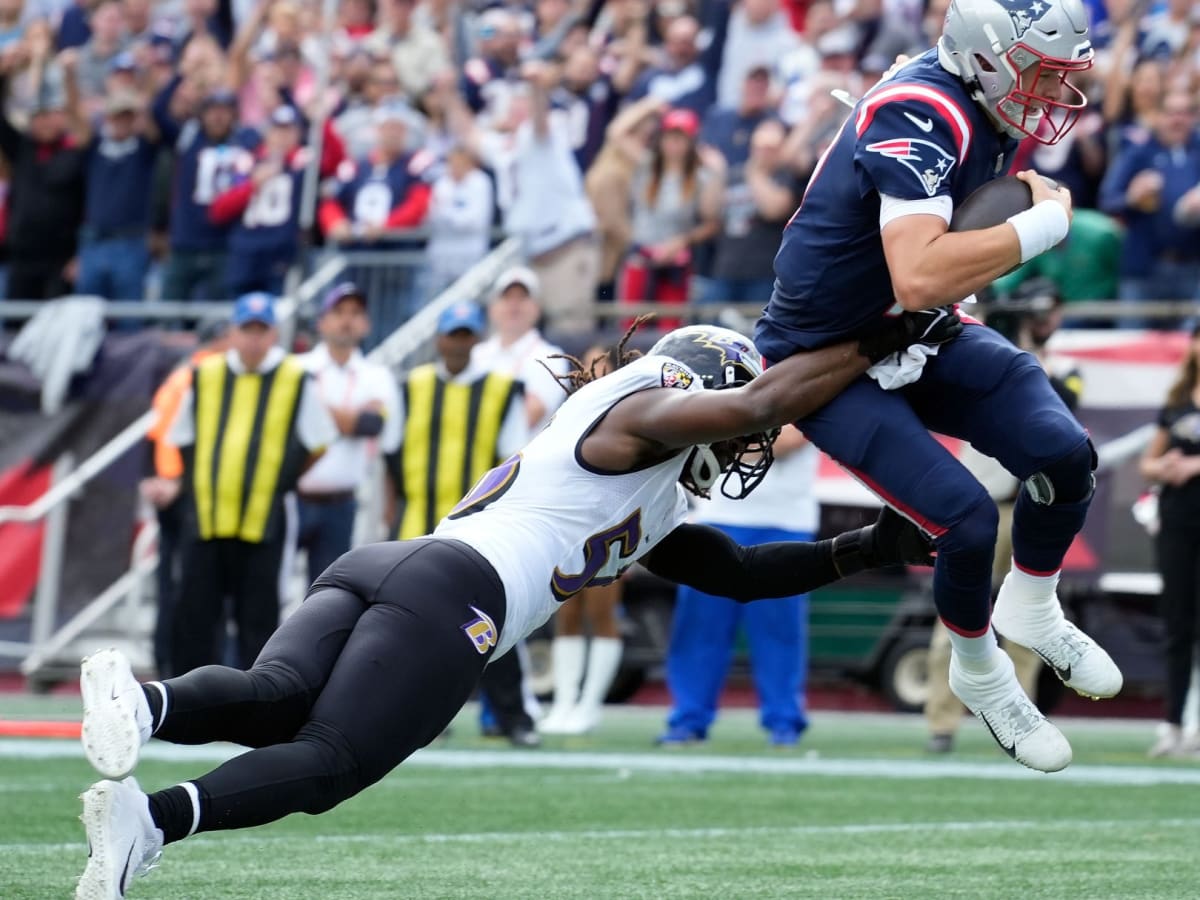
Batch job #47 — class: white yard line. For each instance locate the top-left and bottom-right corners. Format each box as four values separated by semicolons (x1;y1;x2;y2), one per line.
4;738;1200;785
6;817;1200;855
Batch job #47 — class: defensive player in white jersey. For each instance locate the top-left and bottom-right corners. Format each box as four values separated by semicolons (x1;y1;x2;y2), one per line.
72;316;959;899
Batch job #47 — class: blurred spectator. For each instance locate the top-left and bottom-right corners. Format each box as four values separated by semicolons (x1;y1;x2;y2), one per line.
154;84;251;301
585;94;662;301
330;47;390;160
422;142;494;300
1139;323;1200;758
1139;0;1194;61
472;265;570;432
1099;89;1200;327
388;301;537;747
365;0;447;102
1101;22;1165;156
701;64;777;169
209;104;324;295
658;426;817;748
141;317;231;677
715;0;797;110
76;88;160;299
1012;75;1107;210
319;100;432;248
166;293;337;672
704;119;798;308
555;44;623;172
479;60;598;337
75;0;129;108
460;7;522;119
0;0;24;53
625;15;719;115
298;283;401;587
991;208;1124;310
619;106;721;327
539;343;625;736
0;40;86;299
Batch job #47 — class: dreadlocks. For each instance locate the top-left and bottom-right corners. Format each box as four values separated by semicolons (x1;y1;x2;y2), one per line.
544;315;653;396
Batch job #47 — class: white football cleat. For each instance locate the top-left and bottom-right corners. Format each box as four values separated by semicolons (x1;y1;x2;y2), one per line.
991;572;1123;700
81;649;152;779
76;777;163;900
950;653;1073;773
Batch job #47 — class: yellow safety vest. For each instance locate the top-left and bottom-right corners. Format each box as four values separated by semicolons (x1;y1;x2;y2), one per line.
396;365;518;539
191;354;307;543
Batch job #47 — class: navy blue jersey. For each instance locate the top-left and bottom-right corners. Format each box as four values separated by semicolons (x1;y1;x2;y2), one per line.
554;78;619;172
756;50;1019;358
329;151;432;228
166;123;259;252
216;150;310;256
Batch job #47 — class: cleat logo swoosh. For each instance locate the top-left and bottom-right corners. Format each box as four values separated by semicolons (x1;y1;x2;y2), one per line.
978;714;1016;759
120;843;136;893
1033;649;1071;684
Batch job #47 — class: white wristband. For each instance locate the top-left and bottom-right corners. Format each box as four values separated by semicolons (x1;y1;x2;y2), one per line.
1006;200;1070;264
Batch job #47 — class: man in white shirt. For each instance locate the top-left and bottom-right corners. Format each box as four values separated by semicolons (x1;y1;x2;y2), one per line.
471;265;571;432
297;283;402;587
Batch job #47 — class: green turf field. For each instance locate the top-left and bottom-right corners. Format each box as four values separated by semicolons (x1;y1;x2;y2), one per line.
2;698;1198;899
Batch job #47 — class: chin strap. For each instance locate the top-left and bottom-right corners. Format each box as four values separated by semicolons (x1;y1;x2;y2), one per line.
686;445;721;493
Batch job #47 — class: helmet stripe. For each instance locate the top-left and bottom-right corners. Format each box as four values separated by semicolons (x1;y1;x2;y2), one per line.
855;85;973;163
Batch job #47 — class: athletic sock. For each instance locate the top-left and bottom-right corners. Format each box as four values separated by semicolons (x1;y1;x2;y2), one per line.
148;783;200;845
947;626;1001;674
1000;566;1066;636
142;682;169;734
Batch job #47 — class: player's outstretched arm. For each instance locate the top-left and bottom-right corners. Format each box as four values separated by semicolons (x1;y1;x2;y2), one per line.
640;507;934;602
609;311;962;453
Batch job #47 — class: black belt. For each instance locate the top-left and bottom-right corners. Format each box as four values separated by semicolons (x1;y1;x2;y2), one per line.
297;490;356;505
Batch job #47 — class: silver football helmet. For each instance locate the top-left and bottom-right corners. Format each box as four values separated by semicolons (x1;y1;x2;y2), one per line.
938;0;1093;144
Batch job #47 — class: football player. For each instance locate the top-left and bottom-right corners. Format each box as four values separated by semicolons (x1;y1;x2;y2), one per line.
755;0;1120;773
74;317;954;898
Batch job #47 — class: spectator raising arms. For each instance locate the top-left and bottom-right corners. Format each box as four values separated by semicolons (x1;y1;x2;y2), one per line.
619;106;721;328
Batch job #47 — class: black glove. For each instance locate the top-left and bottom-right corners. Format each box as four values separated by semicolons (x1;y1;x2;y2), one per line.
831;506;936;575
857;307;964;364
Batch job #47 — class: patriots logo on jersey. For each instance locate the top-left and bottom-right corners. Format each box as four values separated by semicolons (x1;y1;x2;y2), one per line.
461;605;498;655
996;0;1051;39
865;138;957;198
660;361;694;390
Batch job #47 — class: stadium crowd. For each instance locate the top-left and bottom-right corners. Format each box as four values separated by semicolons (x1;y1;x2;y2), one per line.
0;0;1195;329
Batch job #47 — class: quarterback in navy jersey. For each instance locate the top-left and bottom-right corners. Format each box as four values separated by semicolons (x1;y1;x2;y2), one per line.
755;0;1122;772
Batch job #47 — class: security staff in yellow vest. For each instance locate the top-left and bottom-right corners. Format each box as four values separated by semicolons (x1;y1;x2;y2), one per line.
166;293;339;674
388;301;536;746
391;302;529;540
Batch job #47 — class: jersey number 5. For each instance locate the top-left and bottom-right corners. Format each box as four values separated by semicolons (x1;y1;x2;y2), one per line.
550;510;642;602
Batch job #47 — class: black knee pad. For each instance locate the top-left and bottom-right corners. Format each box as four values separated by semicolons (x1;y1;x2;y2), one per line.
1025;437;1097;506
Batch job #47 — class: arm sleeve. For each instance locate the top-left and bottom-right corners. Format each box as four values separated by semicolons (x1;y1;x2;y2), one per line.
640;523;842;602
854;97;966;202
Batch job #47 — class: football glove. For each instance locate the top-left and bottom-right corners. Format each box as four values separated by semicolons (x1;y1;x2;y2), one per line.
858;307;964;364
832;506;936;575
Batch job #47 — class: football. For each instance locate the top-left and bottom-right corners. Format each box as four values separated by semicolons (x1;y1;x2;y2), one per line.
948;174;1061;232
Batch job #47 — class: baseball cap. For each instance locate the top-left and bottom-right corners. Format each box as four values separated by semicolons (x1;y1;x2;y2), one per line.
201;88;238;110
321;282;367;315
232;292;277;327
493;265;540;299
661;107;699;138
270;105;301;128
437;302;486;336
105;90;142;116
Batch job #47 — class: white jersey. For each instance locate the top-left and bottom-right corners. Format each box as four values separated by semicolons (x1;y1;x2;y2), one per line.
434;355;697;656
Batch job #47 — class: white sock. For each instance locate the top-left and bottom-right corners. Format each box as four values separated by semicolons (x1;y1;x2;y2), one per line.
576;637;623;713
1004;565;1066;633
546;636;585;717
146;681;169;734
947;626;1001;674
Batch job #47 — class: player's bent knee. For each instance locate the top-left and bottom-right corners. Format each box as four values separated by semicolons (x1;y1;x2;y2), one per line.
938;494;999;557
1024;436;1096;506
293;721;368;815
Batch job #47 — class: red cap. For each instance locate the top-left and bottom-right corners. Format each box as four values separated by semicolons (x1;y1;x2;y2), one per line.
661;108;699;138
